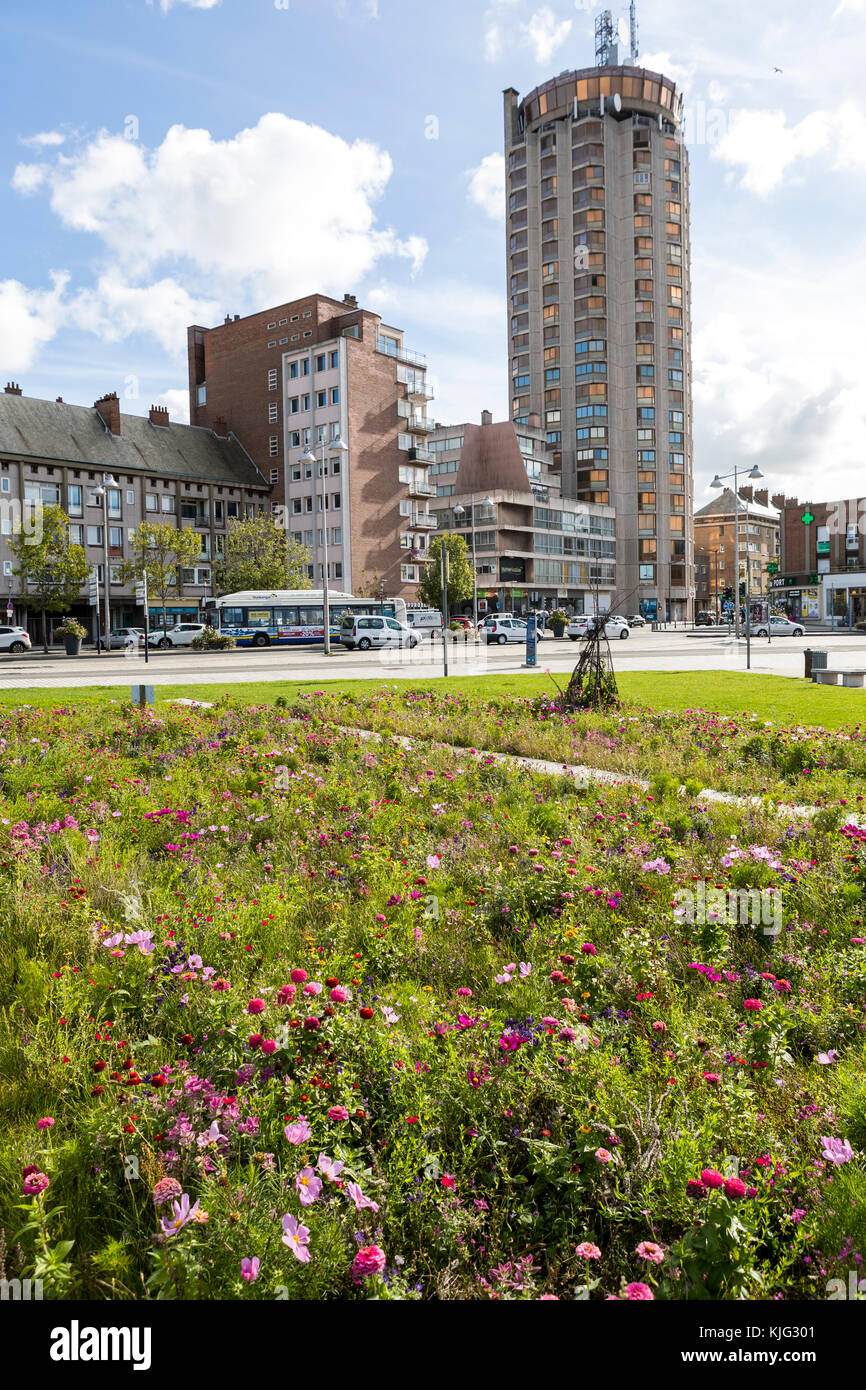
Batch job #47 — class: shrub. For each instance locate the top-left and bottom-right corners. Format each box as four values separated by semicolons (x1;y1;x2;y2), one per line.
190;625;236;650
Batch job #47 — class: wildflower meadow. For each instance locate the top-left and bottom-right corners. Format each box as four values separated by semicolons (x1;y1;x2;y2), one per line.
1;689;864;1306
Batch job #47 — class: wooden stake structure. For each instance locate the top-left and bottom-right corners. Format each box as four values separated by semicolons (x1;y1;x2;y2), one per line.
555;583;639;713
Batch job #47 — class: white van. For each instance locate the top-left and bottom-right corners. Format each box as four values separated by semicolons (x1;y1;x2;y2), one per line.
406;608;444;639
341;614;420;651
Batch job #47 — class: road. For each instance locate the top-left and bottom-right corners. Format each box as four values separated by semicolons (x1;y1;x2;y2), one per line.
1;629;864;691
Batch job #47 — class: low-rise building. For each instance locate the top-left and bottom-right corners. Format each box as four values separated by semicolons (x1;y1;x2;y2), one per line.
0;384;269;639
428;411;616;616
775;495;866;627
694;487;782;615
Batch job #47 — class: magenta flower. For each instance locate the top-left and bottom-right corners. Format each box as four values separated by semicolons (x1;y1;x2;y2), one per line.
700;1168;725;1190
284;1116;311;1145
241;1256;260;1283
37;1117;55;1130
22;1171;50;1196
724;1178;747;1199
635;1241;665;1264
743;999;763;1012
151;1176;183;1207
328;1105;349;1122
295;1168;323;1206
247;998;266;1015
351;1245;386;1282
575;1242;601;1259
290;968;308;984
625;1281;654;1300
330;987;348;1003
281;1213;311;1263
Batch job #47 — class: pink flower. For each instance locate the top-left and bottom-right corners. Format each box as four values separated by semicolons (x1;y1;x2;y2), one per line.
37;1117;55;1130
281;1213;311;1263
247;998;265;1015
821;1136;854;1165
241;1256;260;1282
743;999;763;1011
290;968;308;984
702;1073;720;1085
151;1177;183;1207
580;942;596;955
595;1148;612;1164
261;1039;276;1055
284;1116;312;1145
22;1171;50;1196
457;987;472;998
303;982;323;996
317;1153;345;1182
328;1105;349;1122
277;984;296;1004
635;1241;665;1265
700;1168;725;1189
724;1178;747;1199
351;1245;386;1282
651;1021;666;1032
426;854;441;869
330;987;348;1003
295;1168;323;1206
346;1180;380;1213
625;1281;654;1300
575;1242;601;1259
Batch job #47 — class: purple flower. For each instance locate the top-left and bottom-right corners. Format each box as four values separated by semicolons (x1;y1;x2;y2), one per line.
284;1116;311;1145
160;1193;200;1236
346;1180;379;1213
295;1168;323;1206
821;1136;854;1165
281;1212;311;1263
241;1256;260;1282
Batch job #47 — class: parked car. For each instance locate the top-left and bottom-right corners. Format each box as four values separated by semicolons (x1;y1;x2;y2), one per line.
695;612;717;627
341;615;420;651
95;626;146;651
566;615;592;640
482;616;528;645
752;615;805;637
579;616;631;641
156;622;208;649
627;614;647;628
0;624;31;654
449;614;474;631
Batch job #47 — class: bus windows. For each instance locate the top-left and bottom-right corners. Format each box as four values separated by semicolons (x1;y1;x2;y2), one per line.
275;607;300;625
298;606;324;626
221;608;244;626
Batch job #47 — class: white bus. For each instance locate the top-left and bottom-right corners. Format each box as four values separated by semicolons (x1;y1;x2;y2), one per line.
205;590;408;649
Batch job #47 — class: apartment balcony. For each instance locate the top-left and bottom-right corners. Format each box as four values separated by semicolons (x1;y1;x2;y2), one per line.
406;415;433;434
406;446;434;464
376;337;426;367
406;384;434;404
405;479;436;498
412;512;438;529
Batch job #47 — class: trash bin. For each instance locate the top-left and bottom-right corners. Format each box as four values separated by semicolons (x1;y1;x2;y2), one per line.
805;649;827;680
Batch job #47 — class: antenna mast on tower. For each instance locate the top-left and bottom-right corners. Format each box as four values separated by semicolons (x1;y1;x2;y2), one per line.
629;0;640;64
595;10;614;66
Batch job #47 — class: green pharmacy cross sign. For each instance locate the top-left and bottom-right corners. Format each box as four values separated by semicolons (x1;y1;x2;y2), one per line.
801;510;815;525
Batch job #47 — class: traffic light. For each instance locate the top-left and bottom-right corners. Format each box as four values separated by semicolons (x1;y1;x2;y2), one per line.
723;586;732;601
739;581;746;599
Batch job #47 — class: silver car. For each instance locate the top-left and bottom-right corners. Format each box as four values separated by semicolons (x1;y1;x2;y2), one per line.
0;624;31;654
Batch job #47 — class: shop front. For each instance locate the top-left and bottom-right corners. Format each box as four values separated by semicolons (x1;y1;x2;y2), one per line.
770;576;822;624
821;573;866;629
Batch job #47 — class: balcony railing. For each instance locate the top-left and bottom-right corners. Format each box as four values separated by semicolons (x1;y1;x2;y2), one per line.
376;337;426;367
412;513;438;529
407;446;434;464
407;384;434;403
407;416;433;433
405;479;436;497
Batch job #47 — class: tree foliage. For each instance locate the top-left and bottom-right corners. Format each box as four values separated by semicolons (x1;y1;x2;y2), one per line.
123;521;202;631
214;515;311;595
9;505;89;651
418;535;474;611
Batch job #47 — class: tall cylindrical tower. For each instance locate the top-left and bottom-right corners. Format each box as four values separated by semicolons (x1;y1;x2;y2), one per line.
503;64;693;621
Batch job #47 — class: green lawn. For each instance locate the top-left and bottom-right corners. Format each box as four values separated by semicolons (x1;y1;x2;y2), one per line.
1;667;865;729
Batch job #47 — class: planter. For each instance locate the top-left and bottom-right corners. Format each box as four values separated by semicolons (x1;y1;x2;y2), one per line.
63;636;82;657
550;623;566;639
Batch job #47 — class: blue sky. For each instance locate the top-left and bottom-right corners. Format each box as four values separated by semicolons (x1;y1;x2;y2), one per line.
1;0;865;501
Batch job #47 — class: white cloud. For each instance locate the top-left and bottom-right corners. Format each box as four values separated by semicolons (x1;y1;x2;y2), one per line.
148;0;221;12
18;130;67;149
0;274;69;373
712;104;866;195
483;0;519;63
154;388;191;424
833;0;865;16
467;153;505;221
521;7;572;64
10;114;427;357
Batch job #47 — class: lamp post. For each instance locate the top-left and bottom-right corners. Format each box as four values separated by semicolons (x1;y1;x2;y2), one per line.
695;545;719;623
92;474;117;653
301;436;348;655
453;493;492;628
710;464;763;642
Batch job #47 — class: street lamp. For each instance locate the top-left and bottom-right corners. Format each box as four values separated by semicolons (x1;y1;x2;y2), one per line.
301;436;348;655
710;464;763;642
695;545;720;622
92;474;117;653
452;494;493;627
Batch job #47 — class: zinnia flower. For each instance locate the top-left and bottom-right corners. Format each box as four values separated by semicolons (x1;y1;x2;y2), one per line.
351;1245;386;1282
575;1242;601;1259
724;1178;747;1199
700;1168;725;1189
151;1177;183;1207
247;998;266;1015
636;1241;665;1264
625;1281;654;1300
328;1105;349;1122
22;1171;50;1196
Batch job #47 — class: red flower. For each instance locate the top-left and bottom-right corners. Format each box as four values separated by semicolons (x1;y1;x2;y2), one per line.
441;1173;456;1188
405;1116;419;1124
180;1033;193;1045
359;1007;374;1020
93;1060;106;1072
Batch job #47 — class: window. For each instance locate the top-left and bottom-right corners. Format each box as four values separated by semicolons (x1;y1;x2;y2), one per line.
289;361;299;379
302;395;310;411
292;499;302;515
161;495;175;513
108;526;123;550
290;397;300;414
268;402;278;424
68;524;83;546
270;468;279;484
269;437;279;456
329;351;339;368
290;430;301;448
145;493;158;512
126;489;134;505
316;354;326;372
268;369;278;390
67;484;83;515
86;525;103;546
330;388;339;405
316;390;327;408
332;527;342;545
197;385;207;406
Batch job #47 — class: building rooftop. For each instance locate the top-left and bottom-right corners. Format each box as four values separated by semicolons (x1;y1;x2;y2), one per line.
695;489;780;523
0;391;266;487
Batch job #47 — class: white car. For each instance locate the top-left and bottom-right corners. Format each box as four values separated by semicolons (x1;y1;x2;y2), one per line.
341;615;420;651
482;616;528;645
0;624;31;654
566;615;591;640
578;615;630;641
753;616;805;637
156;622;208;648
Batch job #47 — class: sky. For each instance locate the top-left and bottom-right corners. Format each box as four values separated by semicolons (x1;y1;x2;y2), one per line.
1;0;865;505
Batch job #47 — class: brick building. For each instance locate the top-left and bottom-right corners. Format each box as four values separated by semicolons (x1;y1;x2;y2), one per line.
693;487;782;616
187;294;435;600
775;495;866;627
0;383;269;640
429;411;616;617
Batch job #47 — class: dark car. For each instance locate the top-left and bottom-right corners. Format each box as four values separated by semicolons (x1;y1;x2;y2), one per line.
695;612;717;626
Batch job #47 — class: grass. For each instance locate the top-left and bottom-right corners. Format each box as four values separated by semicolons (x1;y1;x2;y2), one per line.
2;669;865;730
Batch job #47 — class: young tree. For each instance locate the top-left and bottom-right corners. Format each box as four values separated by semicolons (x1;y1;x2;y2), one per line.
418;535;474;613
213;514;311;594
123;522;202;634
9;505;89;652
355;569;387;602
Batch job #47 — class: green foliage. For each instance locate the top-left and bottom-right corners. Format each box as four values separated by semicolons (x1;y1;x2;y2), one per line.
123;522;202;632
418;534;474;610
190;625;236;650
213;514;311;594
8;505;89;652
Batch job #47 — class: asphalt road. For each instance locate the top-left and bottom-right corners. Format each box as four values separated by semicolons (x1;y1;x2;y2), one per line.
1;629;864;690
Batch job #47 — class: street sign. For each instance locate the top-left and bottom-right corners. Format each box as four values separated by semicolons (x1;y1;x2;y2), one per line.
523;613;537;668
5;606;13;621
88;568;99;607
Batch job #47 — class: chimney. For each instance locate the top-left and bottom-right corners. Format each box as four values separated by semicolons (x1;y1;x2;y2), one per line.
754;488;768;506
739;485;753;502
342;293;358;309
213;415;229;437
149;404;170;427
481;409;493;426
4;382;22;395
224;314;232;326
771;493;786;510
234;314;240;322
55;396;63;403
94;392;121;435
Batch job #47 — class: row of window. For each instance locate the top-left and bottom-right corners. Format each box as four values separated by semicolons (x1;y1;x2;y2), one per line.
287;494;342;515
288;389;340;414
